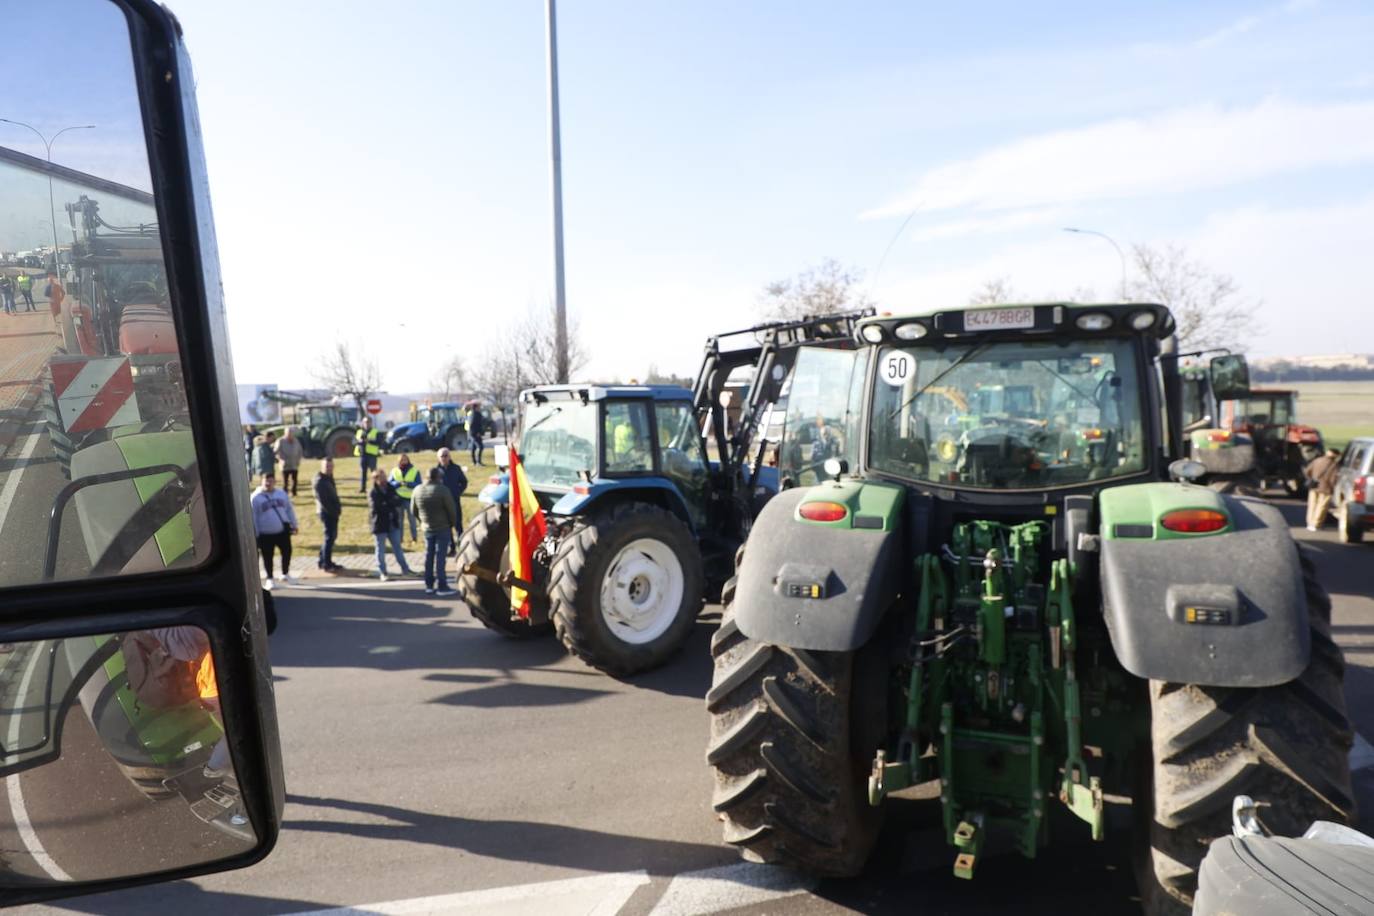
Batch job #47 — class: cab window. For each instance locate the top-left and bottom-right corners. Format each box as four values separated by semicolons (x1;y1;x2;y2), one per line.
778;347;868;487
656;401;709;526
603;401;653;474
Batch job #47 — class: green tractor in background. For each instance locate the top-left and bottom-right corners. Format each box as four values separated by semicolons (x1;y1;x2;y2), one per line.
262;401;359;460
1178;355;1263;495
706;302;1351;914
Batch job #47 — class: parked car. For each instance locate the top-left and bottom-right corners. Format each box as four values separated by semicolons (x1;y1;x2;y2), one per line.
1332;436;1374;543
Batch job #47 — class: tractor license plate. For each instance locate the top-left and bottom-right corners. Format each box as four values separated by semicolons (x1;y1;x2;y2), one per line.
963;307;1035;331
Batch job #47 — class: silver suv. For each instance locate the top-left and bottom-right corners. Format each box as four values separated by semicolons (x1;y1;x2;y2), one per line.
1333;437;1374;543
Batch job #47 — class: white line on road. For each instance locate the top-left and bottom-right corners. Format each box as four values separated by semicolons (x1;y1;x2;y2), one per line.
4;642;73;882
0;429;42;539
648;862;817;916
291;870;650;916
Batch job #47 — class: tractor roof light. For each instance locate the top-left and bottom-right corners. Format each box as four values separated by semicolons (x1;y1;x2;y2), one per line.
894;321;929;341
1075;312;1114;331
860;325;886;344
1129;310;1157;330
1160;509;1229;534
799;501;849;523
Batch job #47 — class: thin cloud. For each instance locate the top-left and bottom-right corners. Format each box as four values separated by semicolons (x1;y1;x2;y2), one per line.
908;207;1067;242
862;98;1374;219
1195;14;1262;48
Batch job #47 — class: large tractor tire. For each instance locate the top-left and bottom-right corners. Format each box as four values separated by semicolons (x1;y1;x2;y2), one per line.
706;599;884;875
456;504;552;639
323;429;354;460
548;502;703;676
446;427;466;452
1137;551;1354;914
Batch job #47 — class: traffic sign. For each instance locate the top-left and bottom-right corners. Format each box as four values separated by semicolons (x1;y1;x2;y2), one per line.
366;398;382;415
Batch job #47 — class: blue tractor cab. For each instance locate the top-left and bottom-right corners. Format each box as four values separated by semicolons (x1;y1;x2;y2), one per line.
386;402;469;454
457;312;869;676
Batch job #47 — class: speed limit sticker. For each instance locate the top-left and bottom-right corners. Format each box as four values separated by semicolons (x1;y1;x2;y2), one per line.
881;352;914;386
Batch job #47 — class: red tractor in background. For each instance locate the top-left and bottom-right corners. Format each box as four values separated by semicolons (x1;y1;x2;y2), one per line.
1221;388;1325;495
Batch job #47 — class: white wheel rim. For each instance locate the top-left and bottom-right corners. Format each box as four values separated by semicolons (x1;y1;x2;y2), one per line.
599;537;685;645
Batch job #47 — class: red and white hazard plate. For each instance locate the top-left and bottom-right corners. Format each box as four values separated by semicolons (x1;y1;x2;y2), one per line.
51;356;141;434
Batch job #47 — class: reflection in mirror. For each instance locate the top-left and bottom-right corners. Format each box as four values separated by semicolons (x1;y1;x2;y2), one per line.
0;627;254;885
0;0;208;590
1208;354;1251;401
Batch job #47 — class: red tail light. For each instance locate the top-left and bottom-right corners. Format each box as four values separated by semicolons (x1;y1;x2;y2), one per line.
1355;476;1368;504
1207;430;1232;443
1160;509;1229;533
573;483;591;495
799;501;848;522
1081;428;1104;441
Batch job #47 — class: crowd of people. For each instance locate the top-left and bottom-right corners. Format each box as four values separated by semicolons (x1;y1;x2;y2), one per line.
247;425;470;595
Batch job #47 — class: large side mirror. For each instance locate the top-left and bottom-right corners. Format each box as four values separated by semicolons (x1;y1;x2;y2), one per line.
1209;354;1251;401
0;0;282;905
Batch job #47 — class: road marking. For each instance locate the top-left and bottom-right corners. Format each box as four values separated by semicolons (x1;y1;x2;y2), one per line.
1351;732;1374;772
292;870;649;916
4;642;73;882
649;862;817;916
0;428;42;540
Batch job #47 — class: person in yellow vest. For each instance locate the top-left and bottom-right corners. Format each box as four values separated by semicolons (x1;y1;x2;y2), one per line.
389;451;421;542
354;415;381;493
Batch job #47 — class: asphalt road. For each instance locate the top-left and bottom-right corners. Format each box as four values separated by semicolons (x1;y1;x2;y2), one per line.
6;495;1373;915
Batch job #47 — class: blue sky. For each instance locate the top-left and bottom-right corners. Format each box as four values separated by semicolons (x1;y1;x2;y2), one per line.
150;1;1374;388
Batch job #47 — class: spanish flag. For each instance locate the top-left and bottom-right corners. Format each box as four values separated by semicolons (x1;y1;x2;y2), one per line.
508;446;547;619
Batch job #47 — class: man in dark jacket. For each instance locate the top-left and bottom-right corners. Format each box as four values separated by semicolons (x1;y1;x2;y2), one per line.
468;405;485;465
436;447;469;557
412;467;459;595
255;430;277;478
314;457;343;571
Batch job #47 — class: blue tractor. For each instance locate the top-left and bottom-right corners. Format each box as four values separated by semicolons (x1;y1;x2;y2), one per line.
456;312;870;675
385;401;470;454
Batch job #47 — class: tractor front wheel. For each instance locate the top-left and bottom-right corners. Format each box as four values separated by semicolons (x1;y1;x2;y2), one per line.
1138;551;1354;914
706;604;883;875
323;430;354;460
548;503;703;675
457;504;552;639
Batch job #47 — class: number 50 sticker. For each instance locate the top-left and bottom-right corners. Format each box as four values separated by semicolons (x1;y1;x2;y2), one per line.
881;352;914;386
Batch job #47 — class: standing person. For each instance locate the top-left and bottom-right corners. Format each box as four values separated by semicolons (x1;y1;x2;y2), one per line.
468;403;485;466
1304;447;1343;531
412;467;458;596
389;452;421;542
254;430;277;478
436;447;468;557
0;274;15;314
251;472;297;589
355;416;381;493
275;426;305;496
45;271;65;324
243;425;257;472
16;272;34;311
369;468;415;580
313;457;343;572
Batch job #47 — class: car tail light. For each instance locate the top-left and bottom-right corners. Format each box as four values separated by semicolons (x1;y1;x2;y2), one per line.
1160;509;1229;533
1355;476;1368;504
799;501;848;522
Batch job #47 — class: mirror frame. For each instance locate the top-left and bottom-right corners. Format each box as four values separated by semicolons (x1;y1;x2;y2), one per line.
0;0;283;905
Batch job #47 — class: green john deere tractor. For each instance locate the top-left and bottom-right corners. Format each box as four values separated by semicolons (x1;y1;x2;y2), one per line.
706;302;1352;914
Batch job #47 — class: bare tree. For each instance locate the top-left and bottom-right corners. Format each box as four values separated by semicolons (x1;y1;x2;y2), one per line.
468;304;589;437
758;257;873;320
1128;243;1261;352
967;276;1018;306
429;355;468;401
314;340;382;413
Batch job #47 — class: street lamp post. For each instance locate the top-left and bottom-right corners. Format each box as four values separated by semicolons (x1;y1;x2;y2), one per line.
546;0;569;385
1063;227;1127;299
0;119;95;275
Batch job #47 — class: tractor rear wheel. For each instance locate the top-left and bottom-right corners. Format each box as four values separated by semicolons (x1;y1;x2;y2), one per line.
548;503;702;675
706;603;884;875
457;504;552;639
447;427;465;452
323;430;354;459
1138;550;1354;914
